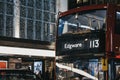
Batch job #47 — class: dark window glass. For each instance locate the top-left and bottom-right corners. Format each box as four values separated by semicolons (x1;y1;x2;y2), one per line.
27;8;34;19
0;2;4;14
6;3;13;15
27;19;33;39
27;0;34;7
36;10;42;20
104;0;108;3
20;18;25;38
20;0;26;6
49;24;56;41
20;6;26;17
50;1;56;12
118;0;120;4
43;23;49;41
90;0;96;4
0;14;4;36
115;12;120;34
0;0;3;2
44;12;49;21
36;0;42;9
82;0;90;5
44;0;49;10
35;21;41;40
7;0;13;3
68;0;77;10
58;10;106;36
6;16;13;37
51;13;55;22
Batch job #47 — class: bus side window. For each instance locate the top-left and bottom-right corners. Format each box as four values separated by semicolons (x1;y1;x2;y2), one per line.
101;17;106;31
102;23;106;31
115;12;120;34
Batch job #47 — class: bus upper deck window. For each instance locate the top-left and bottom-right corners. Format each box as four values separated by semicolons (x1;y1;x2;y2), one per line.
58;10;106;36
115;12;120;34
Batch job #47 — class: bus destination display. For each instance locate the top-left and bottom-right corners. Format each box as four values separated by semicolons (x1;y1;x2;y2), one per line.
56;32;105;56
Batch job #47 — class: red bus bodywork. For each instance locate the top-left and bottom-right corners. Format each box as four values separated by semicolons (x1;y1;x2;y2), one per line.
58;4;120;58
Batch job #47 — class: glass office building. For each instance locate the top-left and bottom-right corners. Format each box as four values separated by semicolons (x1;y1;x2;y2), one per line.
0;0;56;42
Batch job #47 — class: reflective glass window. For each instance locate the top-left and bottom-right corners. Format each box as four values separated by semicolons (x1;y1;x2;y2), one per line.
6;3;13;15
43;22;49;41
115;12;120;34
20;18;25;38
27;0;34;7
27;19;33;39
20;6;26;17
36;0;42;9
35;21;41;40
36;10;42;20
58;10;106;36
6;16;13;37
51;13;55;22
27;8;34;19
50;1;56;12
6;0;13;3
44;0;49;10
0;2;4;14
20;0;26;6
44;12;49;21
0;14;4;36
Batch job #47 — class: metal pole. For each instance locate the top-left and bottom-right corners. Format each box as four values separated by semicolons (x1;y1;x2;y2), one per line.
110;58;115;80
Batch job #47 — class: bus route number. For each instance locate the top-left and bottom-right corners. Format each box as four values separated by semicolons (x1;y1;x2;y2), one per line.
90;39;99;48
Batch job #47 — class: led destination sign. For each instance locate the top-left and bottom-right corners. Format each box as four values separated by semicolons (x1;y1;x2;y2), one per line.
64;39;99;50
64;43;82;50
56;32;105;56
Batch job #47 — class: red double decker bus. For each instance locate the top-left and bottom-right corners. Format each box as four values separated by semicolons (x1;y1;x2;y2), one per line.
56;4;120;80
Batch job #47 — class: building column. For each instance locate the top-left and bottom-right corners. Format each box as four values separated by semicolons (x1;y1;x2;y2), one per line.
56;0;68;13
13;0;20;38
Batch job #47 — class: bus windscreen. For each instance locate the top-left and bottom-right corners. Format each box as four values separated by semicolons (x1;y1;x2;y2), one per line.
58;9;106;36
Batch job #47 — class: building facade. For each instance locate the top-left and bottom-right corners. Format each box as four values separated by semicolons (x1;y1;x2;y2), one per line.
3;0;119;42
0;0;56;79
0;0;56;42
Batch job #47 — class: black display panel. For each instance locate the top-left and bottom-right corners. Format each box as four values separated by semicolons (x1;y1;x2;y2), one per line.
56;30;105;56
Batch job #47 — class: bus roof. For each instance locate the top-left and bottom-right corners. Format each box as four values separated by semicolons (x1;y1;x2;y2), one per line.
59;4;108;17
